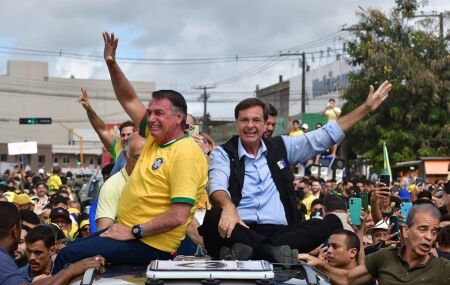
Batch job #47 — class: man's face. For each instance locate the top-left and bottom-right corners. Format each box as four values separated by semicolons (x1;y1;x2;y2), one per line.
326;234;356;268
371;229;388;245
325;182;333;192
329;100;336;107
311;203;323;214
26;240;54;275
40;209;51;222
146;98;183;144
51;217;71;232
120;126;134;146
403;211;439;258
263;115;276;138
14;229;28;261
236;106;265;150
36;185;47;198
311;181;321;194
293;122;300;130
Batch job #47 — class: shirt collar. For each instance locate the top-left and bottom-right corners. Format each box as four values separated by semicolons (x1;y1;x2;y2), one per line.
397;245;435;268
120;167;129;181
237;137;267;160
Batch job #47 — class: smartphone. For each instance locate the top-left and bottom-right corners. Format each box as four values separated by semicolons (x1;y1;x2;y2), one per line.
379;174;390;186
360;192;369;211
188;124;200;136
389;216;400;241
349;197;362;225
400;202;412;221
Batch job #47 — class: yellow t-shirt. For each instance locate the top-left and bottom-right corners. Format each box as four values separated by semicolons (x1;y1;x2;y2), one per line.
289;129;304;137
116;134;208;253
302;194;316;218
96;167;129;221
47;175;62;191
324;107;341;121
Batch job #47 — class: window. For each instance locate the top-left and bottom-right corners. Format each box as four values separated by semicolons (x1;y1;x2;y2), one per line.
89;158;95;165
0;154;6;162
38;155;45;164
97;157;102;165
54;157;59;163
62;157;70;164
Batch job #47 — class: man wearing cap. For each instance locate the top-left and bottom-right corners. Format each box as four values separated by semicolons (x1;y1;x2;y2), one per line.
49;208;72;238
14;194;35;211
364;219;399;255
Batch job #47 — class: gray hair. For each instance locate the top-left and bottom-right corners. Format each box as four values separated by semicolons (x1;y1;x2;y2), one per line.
405;204;441;228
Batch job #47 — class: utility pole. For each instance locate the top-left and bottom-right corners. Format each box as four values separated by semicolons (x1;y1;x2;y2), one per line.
280;51;307;114
413;12;445;39
193;85;215;132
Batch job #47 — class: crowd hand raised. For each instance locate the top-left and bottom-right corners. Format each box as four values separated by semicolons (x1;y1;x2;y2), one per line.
100;224;134;241
78;88;91;110
384;223;400;247
363;80;392;112
33;199;49;216
103;32;118;65
218;206;248;239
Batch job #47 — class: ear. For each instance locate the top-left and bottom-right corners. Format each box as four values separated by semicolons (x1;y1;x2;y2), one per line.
349;248;358;259
11;224;20;240
49;245;56;255
401;225;408;239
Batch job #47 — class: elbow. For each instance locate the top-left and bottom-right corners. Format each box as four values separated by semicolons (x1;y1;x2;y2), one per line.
173;212;190;227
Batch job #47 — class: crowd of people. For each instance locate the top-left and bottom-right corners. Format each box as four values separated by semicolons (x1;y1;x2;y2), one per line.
0;31;449;285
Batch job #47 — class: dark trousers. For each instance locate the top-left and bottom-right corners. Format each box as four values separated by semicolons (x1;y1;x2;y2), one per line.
198;207;343;259
52;228;172;274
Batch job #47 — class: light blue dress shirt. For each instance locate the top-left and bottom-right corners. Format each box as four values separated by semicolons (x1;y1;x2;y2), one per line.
208;120;345;225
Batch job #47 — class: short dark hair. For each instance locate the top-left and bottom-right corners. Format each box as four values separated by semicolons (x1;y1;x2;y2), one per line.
329;98;336;103
437;225;450;247
234;98;268;121
0;202;20;238
101;162;115;177
323;194;347;212
152;90;188;125
440;214;450;223
19;209;40;226
417;191;432;200
311;198;323;209
330;229;360;256
49;195;68;207
293;119;300;125
119;121;136;133
405;204;441;228
25;225;56;249
266;103;278;117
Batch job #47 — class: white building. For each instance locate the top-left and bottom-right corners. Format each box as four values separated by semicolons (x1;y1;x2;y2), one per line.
0;60;155;171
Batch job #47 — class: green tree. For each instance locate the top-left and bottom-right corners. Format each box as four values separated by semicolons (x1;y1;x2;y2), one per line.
341;0;450;172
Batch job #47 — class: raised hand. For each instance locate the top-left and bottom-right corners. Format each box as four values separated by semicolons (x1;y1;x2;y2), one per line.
103;32;118;66
78;88;91;110
364;80;392;112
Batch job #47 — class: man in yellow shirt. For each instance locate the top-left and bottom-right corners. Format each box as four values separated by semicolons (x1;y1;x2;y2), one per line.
53;32;207;273
288;120;304;137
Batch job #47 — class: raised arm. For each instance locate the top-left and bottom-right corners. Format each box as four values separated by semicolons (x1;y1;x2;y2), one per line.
103;32;146;125
337;81;392;133
79;88;114;150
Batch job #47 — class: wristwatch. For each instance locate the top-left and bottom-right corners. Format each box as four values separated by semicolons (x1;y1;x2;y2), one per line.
131;224;145;239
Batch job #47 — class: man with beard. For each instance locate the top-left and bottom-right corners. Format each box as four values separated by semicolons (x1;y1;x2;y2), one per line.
263;103;278;138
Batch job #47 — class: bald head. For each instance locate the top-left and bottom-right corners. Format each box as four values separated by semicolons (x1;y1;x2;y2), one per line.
124;132;146;174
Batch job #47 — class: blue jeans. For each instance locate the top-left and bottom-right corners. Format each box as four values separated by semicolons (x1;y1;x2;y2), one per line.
52;229;172;274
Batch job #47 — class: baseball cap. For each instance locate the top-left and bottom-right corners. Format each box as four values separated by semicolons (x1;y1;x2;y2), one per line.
50;207;71;223
3;191;16;203
14;193;35;205
301;123;309;130
367;219;389;234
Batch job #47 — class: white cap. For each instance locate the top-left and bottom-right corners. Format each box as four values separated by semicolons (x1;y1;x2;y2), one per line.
301;123;309;130
38;168;44;174
367;219;389;234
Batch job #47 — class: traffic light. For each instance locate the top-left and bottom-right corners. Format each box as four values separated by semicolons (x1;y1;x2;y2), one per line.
19;118;52;125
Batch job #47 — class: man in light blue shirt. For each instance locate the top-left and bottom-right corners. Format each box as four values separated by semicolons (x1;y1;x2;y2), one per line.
199;81;392;263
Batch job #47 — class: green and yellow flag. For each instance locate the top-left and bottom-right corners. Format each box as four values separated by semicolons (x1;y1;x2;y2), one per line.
383;142;392;182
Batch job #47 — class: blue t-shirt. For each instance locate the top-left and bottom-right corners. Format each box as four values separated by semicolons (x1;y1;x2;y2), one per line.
0;246;28;285
110;152;126;176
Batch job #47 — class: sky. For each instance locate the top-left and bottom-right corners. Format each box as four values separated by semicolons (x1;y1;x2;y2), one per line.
0;0;449;117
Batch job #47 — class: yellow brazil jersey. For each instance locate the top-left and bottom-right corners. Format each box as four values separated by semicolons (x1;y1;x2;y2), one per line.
116;134;208;253
47;175;62;191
